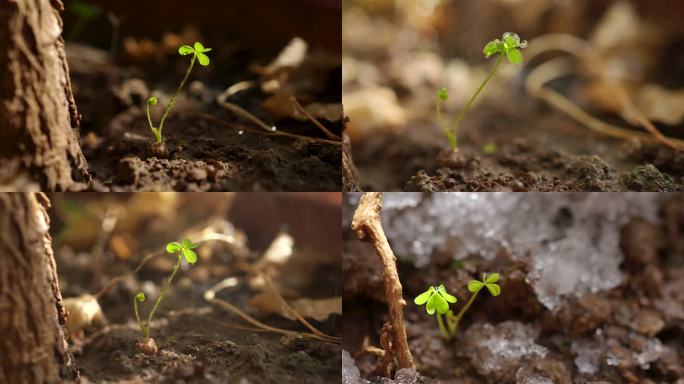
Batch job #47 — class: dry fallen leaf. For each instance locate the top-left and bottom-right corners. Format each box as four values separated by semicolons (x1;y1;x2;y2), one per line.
344;86;407;142
261;230;294;265
264;37;308;75
636;84;684;126
249;289;341;322
290;297;342;322
63;294;107;342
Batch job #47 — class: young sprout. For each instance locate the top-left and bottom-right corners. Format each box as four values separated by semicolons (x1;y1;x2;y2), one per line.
414;273;501;339
438;32;527;150
414;284;457;338
435;88;457;149
146;42;212;145
133;239;199;353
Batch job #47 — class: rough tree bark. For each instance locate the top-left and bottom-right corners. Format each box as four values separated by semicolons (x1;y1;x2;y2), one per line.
0;0;90;191
0;193;79;383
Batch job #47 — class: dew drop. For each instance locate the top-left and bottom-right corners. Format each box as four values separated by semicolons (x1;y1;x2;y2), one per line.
271;126;277;131
238;130;244;135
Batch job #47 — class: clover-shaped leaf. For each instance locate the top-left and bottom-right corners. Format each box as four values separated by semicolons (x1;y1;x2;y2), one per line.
483;32;527;65
483;39;504;58
414;284;457;315
467;272;501;296
166;239;199;264
194;42;212;66
178;45;195;56
177;42;212;66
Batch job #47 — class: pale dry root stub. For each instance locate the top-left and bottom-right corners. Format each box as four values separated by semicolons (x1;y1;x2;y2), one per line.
351;192;415;373
0;0;90;191
136;337;159;355
0;193;79;383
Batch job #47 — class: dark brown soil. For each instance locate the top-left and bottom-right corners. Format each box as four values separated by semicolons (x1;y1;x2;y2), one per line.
72;293;340;384
51;193;341;383
342;195;684;383
349;99;684;192
68;48;341;191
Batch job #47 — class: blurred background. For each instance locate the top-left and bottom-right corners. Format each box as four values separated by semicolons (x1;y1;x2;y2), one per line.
343;0;684;191
48;192;341;382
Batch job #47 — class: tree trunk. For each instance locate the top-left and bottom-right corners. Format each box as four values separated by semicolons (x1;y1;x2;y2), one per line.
0;193;79;383
0;0;90;191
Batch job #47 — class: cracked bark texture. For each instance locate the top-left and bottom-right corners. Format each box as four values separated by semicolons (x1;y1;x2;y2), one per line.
0;193;78;383
0;0;90;191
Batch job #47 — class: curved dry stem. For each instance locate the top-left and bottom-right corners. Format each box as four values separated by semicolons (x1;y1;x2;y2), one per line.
204;277;341;344
525;35;683;151
215;93;342;146
290;96;341;141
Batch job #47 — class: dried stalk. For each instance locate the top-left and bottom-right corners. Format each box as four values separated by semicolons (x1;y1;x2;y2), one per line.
525;34;684;151
525;58;684;151
351;192;414;370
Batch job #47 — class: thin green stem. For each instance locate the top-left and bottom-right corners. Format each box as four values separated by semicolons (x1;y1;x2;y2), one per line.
448;52;505;149
436;313;450;339
133;297;147;337
157;56;197;139
145;254;183;336
436;95;457;149
447;289;480;336
146;103;161;143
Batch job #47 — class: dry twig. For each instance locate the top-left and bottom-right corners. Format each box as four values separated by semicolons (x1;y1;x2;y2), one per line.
351;192;414;371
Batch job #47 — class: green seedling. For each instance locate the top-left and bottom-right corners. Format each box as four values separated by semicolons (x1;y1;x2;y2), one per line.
146;42;212;144
414;284;457;337
437;32;527;150
133;239;199;341
414;273;501;339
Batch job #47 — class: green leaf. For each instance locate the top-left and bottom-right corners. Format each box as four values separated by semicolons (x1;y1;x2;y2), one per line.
485;273;500;283
467;280;484;293
434;295;449;314
506;48;523;65
178;45;195;55
194;42;205;52
135;292;146;302
486;283;501;296
483;39;504;58
182;239;193;248
182;249;197;264
437;285;457;304
197;53;210;66
147;96;158;106
414;289;433;305
202;47;212;53
437;87;449;101
166;242;182;253
502;32;521;49
426;292;437;315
